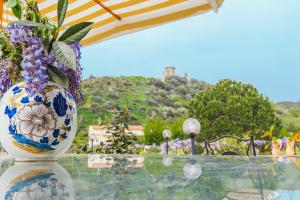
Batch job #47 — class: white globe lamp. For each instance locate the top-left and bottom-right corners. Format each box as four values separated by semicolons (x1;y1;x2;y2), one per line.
183;118;201;155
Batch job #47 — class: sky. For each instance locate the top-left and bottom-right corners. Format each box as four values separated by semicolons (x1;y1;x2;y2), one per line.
81;0;300;102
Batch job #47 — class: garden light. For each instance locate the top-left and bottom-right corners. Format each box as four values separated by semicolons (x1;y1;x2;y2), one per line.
89;133;97;154
183;118;201;155
163;129;172;155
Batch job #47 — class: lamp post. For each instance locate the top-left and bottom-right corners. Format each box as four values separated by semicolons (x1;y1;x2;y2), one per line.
183;118;201;155
90;133;96;154
162;129;172;155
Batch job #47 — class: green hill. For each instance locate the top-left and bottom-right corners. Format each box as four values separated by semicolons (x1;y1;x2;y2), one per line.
275;101;300;131
74;76;210;143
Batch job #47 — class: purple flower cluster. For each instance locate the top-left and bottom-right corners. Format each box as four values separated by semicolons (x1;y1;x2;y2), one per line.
21;39;50;96
160;139;193;155
0;59;13;97
66;42;83;103
254;140;267;147
280;137;288;148
7;25;50;96
6;25;33;43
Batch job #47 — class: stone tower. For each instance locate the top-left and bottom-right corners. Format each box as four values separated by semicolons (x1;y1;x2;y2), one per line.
163;66;175;81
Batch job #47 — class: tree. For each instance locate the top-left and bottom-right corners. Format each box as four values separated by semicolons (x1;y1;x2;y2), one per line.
189;79;281;140
144;117;166;145
99;105;138;154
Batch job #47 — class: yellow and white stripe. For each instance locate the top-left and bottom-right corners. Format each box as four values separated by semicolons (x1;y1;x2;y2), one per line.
1;0;223;46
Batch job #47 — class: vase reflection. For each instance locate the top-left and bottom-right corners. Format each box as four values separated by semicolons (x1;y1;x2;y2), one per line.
0;162;74;200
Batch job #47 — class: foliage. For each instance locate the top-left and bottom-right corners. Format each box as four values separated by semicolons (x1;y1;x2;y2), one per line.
98;106;138;154
275;102;300;131
68;143;88;154
144;117;166;145
189;79;282;140
75;76;210;147
71;76;299;151
168;116;189;140
0;0;93;101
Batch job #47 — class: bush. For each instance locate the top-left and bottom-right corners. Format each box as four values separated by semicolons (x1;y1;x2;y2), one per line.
144;117;166;145
168;117;188;140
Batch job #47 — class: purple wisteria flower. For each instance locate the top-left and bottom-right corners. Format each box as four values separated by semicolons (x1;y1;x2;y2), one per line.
21;39;50;96
6;25;50;96
0;59;13;97
254;140;266;147
183;139;192;148
6;25;33;43
281;137;288;149
175;140;184;149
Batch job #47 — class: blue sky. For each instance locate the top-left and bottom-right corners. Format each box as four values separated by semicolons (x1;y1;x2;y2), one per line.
81;0;300;102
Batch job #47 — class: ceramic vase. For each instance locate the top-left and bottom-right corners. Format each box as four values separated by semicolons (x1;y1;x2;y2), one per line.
0;82;77;161
0;162;74;199
286;140;296;157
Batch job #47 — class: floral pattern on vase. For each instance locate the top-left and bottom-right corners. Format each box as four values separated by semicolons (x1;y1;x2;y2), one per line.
16;104;57;140
0;82;77;160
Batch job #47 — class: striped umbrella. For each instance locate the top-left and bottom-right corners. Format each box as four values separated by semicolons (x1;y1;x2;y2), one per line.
0;0;223;46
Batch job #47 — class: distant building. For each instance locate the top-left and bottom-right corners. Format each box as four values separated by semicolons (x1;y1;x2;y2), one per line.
162;66;175;81
88;125;144;147
162;66;188;81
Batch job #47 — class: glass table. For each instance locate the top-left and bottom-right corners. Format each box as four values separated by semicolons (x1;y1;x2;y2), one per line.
1;154;300;200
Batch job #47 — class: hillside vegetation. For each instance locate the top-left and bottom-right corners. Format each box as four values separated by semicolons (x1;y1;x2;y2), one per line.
275;101;300;131
74;76;300;147
74;76;209;144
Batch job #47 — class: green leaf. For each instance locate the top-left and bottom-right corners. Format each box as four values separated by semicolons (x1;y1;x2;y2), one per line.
11;6;22;20
42;38;50;54
47;65;69;86
52;41;77;70
59;22;93;44
261;131;271;138
57;0;68;27
10;20;49;28
6;0;17;8
11;4;22;20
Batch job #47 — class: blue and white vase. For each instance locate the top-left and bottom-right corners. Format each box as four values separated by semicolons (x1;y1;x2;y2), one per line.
0;82;77;161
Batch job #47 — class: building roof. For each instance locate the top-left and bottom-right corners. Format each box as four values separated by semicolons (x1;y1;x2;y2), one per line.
90;125;144;131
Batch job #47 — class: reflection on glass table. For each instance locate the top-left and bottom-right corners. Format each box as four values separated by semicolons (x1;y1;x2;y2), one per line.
1;155;300;199
0;161;74;200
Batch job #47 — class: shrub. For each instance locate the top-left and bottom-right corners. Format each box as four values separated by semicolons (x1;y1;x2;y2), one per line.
144;117;166;145
168;117;188;140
